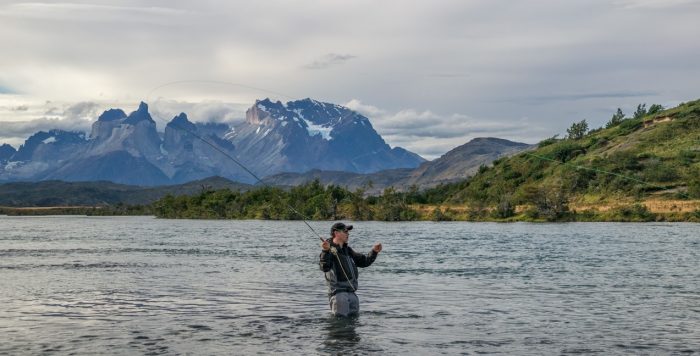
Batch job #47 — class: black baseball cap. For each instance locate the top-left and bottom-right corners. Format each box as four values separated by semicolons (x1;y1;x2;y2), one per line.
331;222;353;235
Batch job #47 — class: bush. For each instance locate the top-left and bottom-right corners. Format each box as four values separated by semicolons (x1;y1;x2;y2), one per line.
607;204;655;222
688;178;700;199
642;161;679;183
431;206;454;221
551;141;586;163
523;183;570;221
538;135;560;148
492;195;515;219
606;108;625;128
617;119;643;135
567;120;589;140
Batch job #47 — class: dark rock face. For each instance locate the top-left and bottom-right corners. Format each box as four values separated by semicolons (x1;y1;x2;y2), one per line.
43;151;169;186
0;99;425;186
0;144;16;162
97;109;126;122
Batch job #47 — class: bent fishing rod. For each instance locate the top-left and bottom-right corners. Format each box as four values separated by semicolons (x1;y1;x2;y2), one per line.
147;81;359;288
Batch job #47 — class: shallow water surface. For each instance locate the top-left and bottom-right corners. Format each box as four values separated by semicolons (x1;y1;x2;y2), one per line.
1;217;699;354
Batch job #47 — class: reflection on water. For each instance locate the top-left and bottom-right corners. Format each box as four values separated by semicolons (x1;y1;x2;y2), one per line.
323;316;361;352
0;217;699;354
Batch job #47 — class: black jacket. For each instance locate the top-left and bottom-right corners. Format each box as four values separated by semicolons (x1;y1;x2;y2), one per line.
319;238;378;297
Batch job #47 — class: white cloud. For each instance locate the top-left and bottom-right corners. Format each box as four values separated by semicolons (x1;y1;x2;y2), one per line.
345;99;543;159
149;99;247;128
613;0;698;9
0;0;698;158
0;2;186;24
304;53;357;70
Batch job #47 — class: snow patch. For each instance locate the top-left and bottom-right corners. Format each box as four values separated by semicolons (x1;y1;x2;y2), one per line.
224;128;236;140
303;119;332;140
281;121;288;127
255;126;261;134
42;137;57;144
160;144;169;156
292;109;305;120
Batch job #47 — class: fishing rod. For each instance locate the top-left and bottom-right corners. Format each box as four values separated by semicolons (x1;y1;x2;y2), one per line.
146;80;358;289
146;89;324;241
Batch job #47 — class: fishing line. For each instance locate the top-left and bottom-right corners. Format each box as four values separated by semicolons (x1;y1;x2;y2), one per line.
146;80;358;289
523;151;691;200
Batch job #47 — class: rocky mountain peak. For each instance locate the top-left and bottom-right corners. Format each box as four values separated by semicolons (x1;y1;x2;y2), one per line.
286;98;352;126
0;143;16;162
168;113;197;132
97;108;127;122
12;130;87;162
2;98;426;185
123;101;154;125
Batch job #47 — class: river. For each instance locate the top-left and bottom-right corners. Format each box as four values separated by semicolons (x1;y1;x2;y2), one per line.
1;216;698;354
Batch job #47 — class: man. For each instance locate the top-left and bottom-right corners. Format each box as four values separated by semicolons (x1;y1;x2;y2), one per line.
319;222;382;317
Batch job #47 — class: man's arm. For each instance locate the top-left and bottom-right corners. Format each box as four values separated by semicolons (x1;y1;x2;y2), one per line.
349;246;378;268
320;240;332;272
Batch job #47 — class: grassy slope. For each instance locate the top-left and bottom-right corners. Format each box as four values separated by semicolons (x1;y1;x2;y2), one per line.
444;99;700;220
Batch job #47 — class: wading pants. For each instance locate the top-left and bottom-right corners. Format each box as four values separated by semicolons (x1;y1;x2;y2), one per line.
330;292;359;317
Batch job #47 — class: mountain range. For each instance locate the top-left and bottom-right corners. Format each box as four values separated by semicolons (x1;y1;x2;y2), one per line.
0;99;425;185
262;137;533;193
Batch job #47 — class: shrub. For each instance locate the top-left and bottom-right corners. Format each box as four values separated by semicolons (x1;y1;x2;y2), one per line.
567;120;589;140
492;195;515;219
617;119;643;135
608;204;655;222
538;135;560;148
688;177;700;199
551;141;586;163
431;206;454;221
606;108;625;128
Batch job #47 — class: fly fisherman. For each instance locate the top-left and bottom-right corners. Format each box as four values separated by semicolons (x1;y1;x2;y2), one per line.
320;222;382;317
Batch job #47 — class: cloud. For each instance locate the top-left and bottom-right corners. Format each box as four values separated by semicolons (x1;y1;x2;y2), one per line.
613;0;699;9
426;73;471;78
149;99;247;128
0;101;107;146
0;2;186;24
345;99;543;159
1;1;699;158
505;90;660;105
304;53;356;70
0;117;90;141
64;101;102;120
344;99;385;117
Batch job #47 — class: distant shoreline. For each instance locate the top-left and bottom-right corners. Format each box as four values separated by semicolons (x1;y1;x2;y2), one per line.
2;201;699;222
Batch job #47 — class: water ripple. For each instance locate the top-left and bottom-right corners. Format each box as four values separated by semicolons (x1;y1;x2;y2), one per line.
0;217;698;355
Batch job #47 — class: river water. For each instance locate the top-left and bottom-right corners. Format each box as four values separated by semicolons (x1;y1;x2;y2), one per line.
0;216;698;355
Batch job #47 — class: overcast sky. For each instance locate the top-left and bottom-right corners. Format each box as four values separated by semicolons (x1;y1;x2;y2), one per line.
1;0;698;159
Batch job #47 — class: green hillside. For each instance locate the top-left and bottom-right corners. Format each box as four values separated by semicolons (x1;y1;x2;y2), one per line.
442;99;700;221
